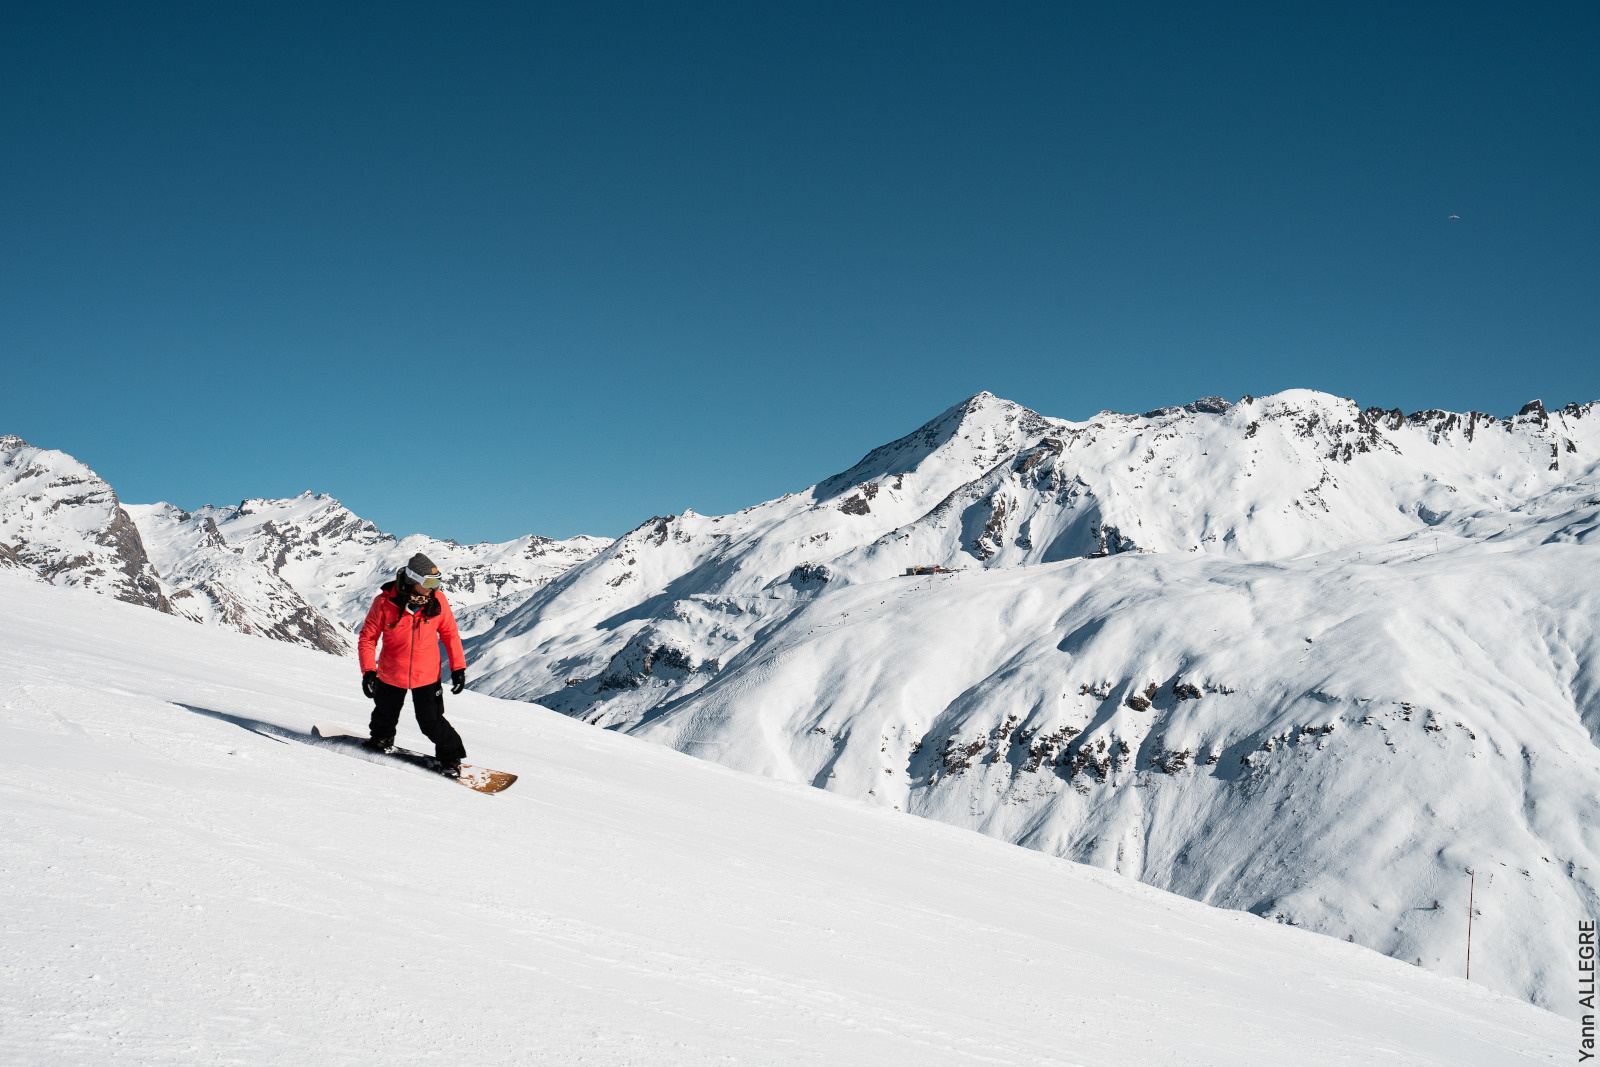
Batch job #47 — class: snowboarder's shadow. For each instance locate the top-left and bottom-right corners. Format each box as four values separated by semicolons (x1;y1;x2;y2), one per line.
171;703;313;746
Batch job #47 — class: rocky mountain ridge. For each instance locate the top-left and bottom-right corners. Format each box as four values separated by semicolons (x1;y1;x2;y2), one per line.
163;492;612;639
0;436;607;654
469;388;1599;703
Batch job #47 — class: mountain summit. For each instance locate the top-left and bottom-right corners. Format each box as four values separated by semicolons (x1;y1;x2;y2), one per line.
0;436;170;612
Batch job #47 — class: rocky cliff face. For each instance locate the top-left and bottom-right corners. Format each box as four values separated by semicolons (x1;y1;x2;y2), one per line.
127;502;352;655
462;388;1600;1013
0;436;170;612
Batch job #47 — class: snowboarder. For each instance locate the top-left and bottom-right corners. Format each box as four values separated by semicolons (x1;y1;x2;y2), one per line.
357;552;469;775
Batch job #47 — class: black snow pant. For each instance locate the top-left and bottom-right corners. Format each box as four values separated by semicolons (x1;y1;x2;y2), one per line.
369;678;466;763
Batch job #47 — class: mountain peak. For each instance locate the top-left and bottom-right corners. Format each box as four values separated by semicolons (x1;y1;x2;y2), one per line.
818;391;1052;499
0;437;169;612
1186;396;1232;415
956;389;1002;410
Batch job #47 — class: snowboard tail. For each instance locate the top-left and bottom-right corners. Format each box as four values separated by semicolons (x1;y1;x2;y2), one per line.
312;724;517;794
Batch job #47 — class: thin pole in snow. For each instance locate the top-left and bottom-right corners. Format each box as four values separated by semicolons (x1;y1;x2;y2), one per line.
1466;869;1475;980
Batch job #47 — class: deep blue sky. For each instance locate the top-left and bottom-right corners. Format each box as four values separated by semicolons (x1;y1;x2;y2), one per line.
3;3;1597;542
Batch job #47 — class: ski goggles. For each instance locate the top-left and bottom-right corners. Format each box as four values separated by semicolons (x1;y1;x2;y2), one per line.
404;567;443;590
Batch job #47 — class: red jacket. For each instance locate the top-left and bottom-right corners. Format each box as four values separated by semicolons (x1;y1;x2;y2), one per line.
358;585;467;690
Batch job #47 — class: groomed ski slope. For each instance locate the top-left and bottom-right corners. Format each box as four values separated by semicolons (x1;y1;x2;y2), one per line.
0;573;1563;1065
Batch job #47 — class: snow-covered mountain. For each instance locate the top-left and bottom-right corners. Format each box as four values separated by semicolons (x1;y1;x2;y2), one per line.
465;388;1600;1013
0;571;1565;1062
0;435;607;655
10;390;1597;1014
0;436;170;612
145;492;612;639
127;501;352;655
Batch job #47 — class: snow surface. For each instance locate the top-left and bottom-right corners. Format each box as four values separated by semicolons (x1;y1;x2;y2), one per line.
0;573;1565;1064
464;389;1600;1012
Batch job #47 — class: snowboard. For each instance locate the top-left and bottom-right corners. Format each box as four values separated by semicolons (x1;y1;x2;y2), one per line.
312;724;518;794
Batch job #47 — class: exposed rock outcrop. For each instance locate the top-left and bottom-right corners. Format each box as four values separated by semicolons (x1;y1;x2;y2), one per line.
0;436;170;612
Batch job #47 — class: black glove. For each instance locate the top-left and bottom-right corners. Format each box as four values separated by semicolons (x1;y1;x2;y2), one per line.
450;668;466;695
362;670;378;699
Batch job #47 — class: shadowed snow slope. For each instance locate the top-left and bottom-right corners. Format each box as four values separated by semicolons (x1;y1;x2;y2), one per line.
0;574;1564;1064
465;389;1600;1013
